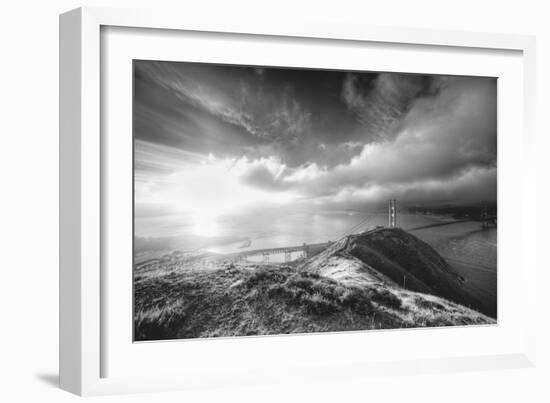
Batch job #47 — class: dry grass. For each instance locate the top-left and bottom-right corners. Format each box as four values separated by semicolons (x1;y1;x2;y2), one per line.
134;258;494;341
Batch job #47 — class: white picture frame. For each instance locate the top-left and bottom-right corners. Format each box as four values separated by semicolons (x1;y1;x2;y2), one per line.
59;6;537;396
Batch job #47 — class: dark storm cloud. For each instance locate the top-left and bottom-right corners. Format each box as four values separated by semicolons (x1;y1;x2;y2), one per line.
135;61;315;164
333;76;496;185
231;75;497;206
135;61;367;167
341;72;436;142
134;60;497;207
134;62;268;156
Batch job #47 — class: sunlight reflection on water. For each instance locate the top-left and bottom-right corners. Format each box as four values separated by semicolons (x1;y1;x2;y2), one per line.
199;212;496;270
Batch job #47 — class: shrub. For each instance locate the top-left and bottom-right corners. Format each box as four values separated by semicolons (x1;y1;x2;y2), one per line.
303;292;339;315
339;287;373;312
299;271;322;280
285;277;315;293
369;289;402;310
266;281;306;306
244;267;288;288
245;269;391;317
415;298;445;311
134;303;185;340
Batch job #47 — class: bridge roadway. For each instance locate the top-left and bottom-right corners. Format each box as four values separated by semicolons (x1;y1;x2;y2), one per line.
216;225;495;273
225;241;334;262
218;212;496;264
408;216;496;232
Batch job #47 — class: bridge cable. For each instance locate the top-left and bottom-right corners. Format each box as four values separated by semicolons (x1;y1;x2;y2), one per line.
333;212;382;242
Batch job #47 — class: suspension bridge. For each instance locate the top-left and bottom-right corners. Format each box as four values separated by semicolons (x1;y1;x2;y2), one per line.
228;242;333;263
226;200;496;268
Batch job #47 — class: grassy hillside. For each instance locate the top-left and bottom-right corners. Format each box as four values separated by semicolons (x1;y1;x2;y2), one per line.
134;228;494;341
302;228;489;316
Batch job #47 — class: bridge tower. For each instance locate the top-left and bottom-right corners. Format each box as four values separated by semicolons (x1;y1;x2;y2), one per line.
388;199;397;228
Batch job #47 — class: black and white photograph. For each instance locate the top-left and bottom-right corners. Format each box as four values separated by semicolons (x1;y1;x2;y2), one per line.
133;60;497;341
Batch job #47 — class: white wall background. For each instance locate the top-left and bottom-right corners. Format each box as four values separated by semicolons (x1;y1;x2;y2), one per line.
0;0;548;401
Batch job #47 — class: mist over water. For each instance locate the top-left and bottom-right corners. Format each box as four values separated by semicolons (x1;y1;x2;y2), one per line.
135;211;496;271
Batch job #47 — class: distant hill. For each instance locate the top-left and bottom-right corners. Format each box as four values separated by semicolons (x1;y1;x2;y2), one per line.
134;228;494;341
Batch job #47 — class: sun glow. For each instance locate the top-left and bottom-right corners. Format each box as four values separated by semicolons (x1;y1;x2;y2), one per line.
135;148;297;238
192;211;220;238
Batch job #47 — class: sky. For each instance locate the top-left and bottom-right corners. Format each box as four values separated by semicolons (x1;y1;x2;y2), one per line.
134;60;497;248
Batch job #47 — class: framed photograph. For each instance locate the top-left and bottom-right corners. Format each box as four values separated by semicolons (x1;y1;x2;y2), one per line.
60;7;537;396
